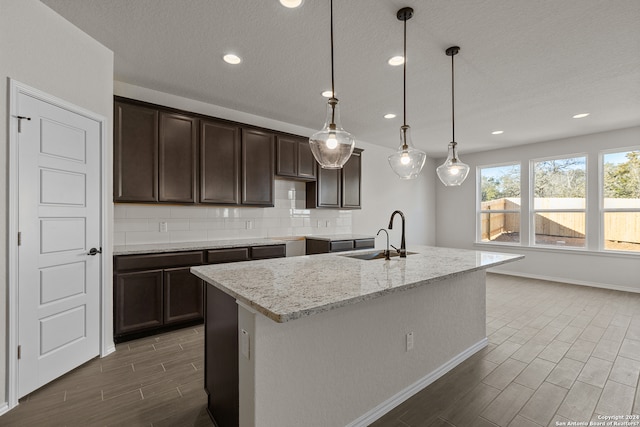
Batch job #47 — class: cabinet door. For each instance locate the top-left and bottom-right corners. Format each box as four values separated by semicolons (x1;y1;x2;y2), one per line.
200;119;241;204
317;167;341;208
164;267;204;324
297;140;317;179
159;112;198;203
242;128;275;206
341;149;362;209
114;270;163;335
114;102;158;202
276;136;298;177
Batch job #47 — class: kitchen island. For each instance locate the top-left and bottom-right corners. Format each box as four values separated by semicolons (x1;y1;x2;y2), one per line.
191;245;523;427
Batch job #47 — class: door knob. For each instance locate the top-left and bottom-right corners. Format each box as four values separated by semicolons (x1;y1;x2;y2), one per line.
87;247;102;256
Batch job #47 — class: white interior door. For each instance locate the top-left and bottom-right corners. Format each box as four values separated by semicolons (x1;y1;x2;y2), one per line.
17;92;101;397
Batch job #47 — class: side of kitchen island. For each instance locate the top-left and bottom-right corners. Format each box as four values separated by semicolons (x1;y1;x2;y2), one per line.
191;246;523;427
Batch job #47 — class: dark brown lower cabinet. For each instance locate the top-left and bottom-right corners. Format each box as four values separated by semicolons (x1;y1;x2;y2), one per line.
115;270;164;335
114;251;205;342
114;245;286;343
164;267;204;324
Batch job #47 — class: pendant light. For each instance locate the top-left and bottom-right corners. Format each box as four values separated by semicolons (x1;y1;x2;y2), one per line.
436;46;470;186
388;7;426;180
309;0;355;169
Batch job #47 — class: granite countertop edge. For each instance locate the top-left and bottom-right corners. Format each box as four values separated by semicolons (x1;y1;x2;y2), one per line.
191;247;525;323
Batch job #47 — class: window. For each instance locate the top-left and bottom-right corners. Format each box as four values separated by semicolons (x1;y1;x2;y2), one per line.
479;163;521;243
602;149;640;252
532;156;586;247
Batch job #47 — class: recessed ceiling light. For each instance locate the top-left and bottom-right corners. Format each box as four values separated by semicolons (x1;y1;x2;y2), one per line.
384;113;397;119
223;54;241;65
279;0;303;8
321;90;334;98
491;130;504;135
388;56;404;66
572;113;590;119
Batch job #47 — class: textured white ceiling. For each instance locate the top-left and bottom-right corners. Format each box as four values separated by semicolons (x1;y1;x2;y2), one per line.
41;0;640;156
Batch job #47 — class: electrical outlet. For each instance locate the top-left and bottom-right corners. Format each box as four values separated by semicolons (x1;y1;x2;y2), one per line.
325;220;331;228
316;220;323;228
240;329;250;360
245;220;253;230
406;332;414;352
159;221;168;233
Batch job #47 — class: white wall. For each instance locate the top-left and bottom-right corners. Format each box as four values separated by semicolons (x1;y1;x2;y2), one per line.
114;82;437;249
0;0;113;408
436;127;640;292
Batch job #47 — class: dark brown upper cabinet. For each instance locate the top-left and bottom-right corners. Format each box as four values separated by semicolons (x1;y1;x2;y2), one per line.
114;101;159;202
306;148;363;209
159;112;198;203
341;148;362;208
242;128;275;206
276;135;316;180
200;119;241;204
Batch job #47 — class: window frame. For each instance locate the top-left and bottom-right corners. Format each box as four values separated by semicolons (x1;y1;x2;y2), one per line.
600;146;640;254
529;153;589;250
476;161;522;245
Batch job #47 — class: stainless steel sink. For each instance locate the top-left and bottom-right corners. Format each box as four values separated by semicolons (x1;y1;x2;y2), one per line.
341;250;417;260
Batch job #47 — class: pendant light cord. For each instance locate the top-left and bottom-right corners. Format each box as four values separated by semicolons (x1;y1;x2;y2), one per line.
330;0;336;125
451;52;455;144
403;15;407;127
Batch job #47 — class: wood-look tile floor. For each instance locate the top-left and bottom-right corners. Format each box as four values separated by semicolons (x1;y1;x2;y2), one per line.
373;273;640;427
0;325;214;427
2;274;639;427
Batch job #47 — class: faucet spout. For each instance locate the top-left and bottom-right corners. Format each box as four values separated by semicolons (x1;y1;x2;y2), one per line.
377;229;391;260
388;210;406;258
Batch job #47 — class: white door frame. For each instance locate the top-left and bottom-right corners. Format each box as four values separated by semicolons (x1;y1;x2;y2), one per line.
6;79;113;410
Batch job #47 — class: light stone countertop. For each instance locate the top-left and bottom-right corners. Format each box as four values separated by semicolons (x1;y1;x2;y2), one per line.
113;238;288;255
191;245;524;323
305;234;375;241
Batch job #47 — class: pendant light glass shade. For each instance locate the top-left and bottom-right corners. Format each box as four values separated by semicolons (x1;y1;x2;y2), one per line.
388;125;426;179
388;7;426;180
436;141;470;186
310;0;355;169
310;97;355;169
437;46;470;186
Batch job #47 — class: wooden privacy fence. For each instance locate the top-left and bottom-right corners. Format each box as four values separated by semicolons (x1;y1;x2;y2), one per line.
481;198;640;243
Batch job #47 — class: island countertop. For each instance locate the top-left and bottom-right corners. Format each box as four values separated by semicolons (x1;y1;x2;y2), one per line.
190;245;523;323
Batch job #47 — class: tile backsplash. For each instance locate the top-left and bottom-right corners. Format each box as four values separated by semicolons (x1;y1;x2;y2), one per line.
114;180;353;245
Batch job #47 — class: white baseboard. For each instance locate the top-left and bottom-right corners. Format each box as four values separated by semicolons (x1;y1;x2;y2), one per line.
346;337;489;427
0;402;9;417
491;271;640;294
102;343;116;357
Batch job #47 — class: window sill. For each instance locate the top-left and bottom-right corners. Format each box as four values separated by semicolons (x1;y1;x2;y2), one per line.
474;241;640;259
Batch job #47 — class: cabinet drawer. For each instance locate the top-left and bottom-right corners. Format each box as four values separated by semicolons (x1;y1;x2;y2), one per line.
115;251;204;272
354;238;375;249
330;240;354;252
207;248;250;264
251;245;286;260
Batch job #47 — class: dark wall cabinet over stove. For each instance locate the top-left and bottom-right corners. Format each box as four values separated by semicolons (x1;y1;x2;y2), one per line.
306;148;363;209
113;244;285;342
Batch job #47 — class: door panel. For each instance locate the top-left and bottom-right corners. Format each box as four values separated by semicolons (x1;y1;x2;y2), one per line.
200;119;240;204
39;262;86;304
164;268;204;324
18;92;101;397
159;112;197;203
242;128;274;206
115;270;164;335
114;102;158;202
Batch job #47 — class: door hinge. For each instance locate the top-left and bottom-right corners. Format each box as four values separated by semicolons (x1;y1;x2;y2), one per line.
18;345;21;360
18;232;22;246
16;115;31;133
